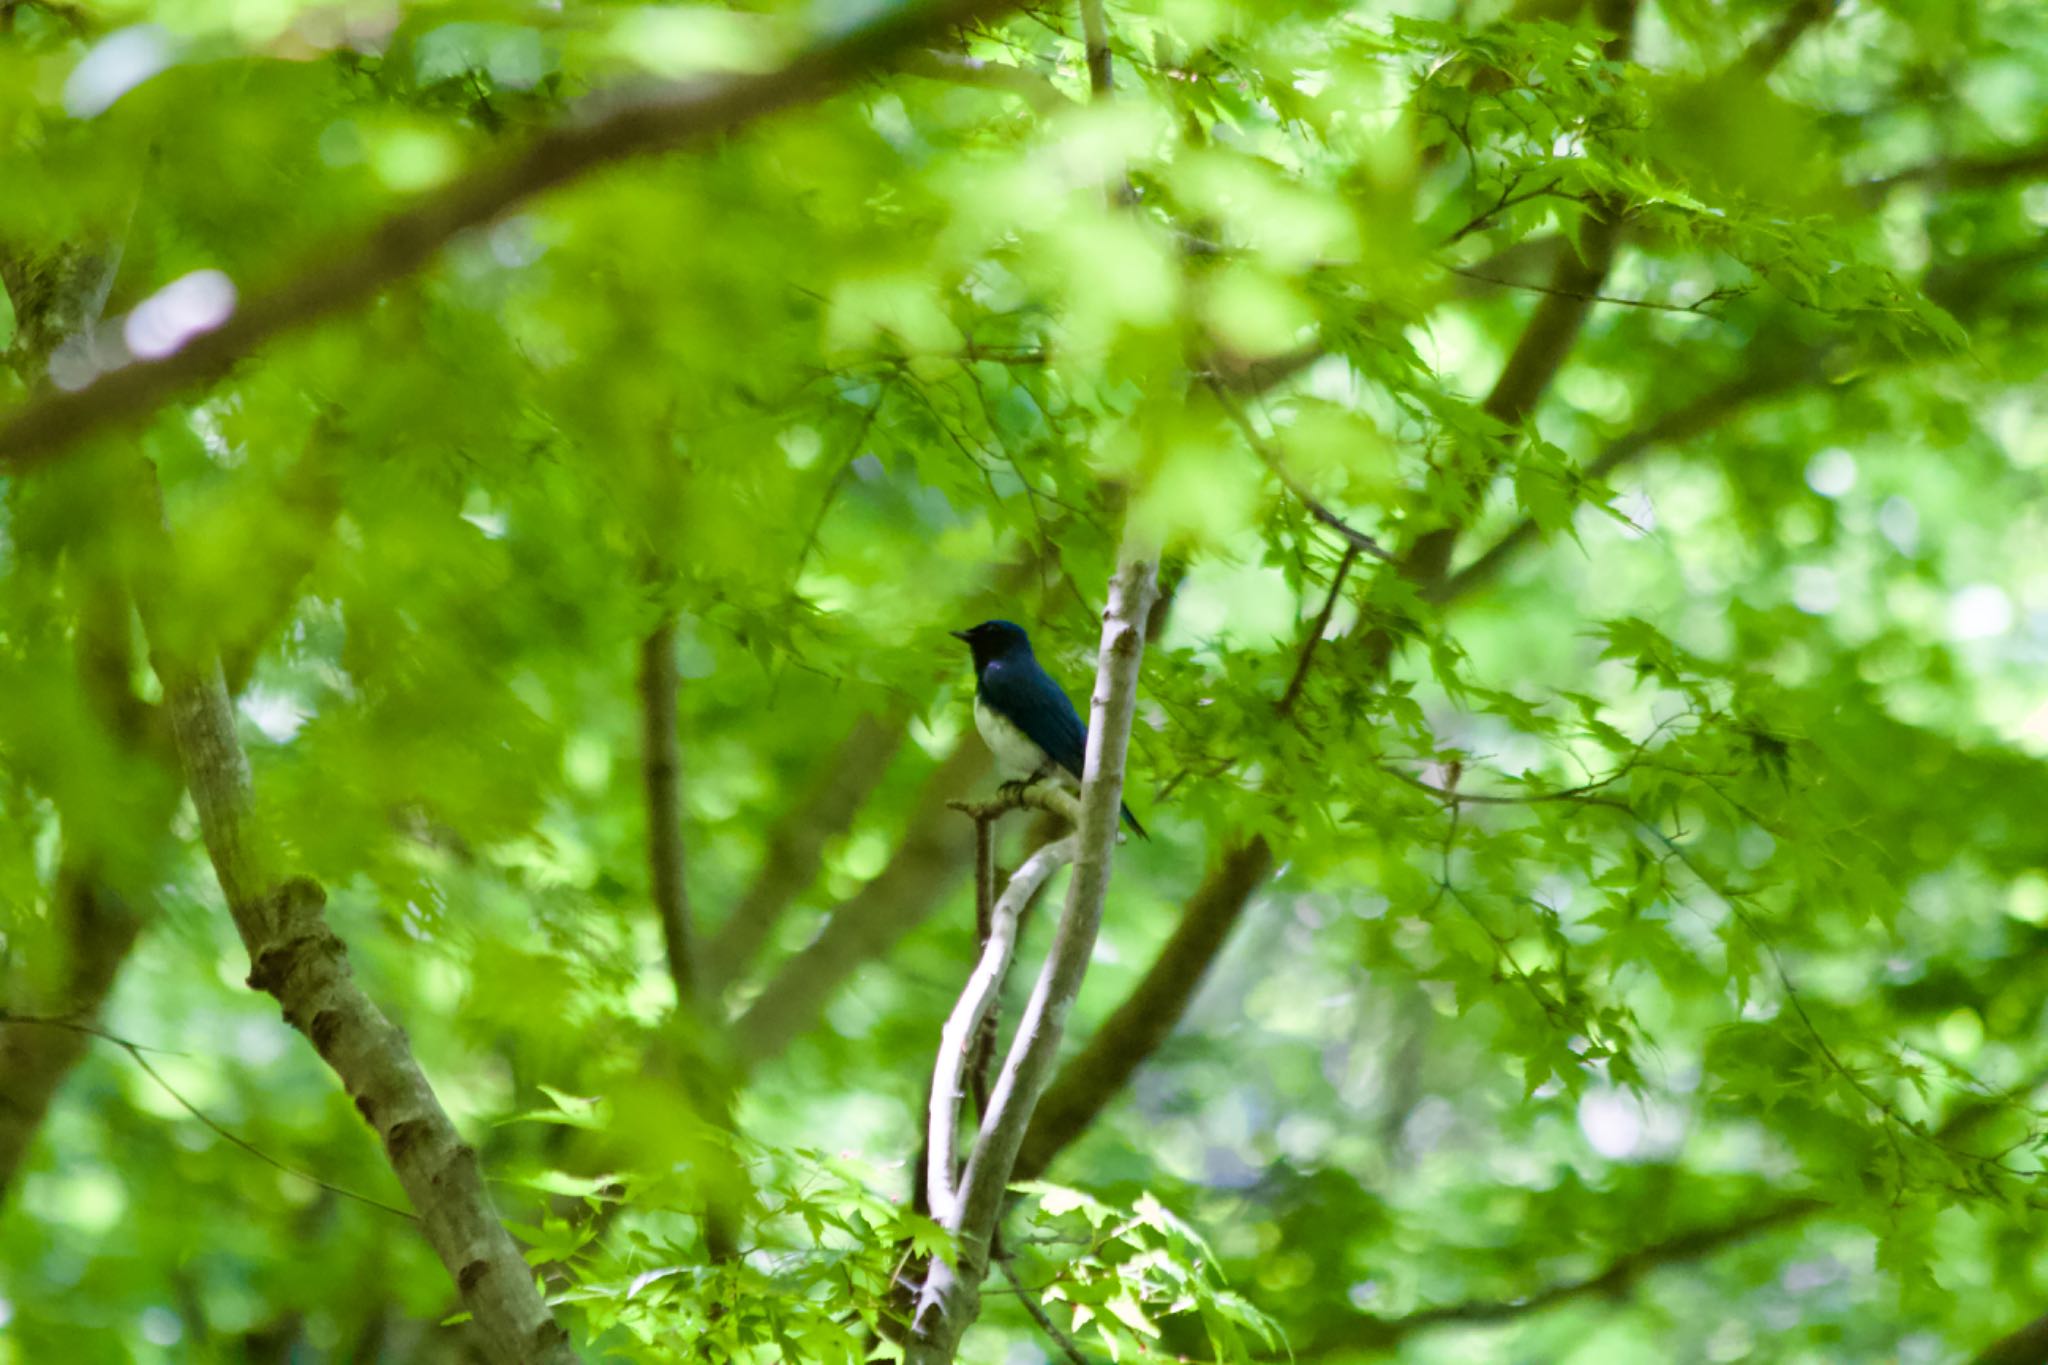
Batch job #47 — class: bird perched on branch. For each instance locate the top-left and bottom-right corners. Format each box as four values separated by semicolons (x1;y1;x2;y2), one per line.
951;619;1147;839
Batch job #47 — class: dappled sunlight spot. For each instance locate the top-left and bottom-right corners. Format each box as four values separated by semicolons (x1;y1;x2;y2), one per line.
238;689;307;742
488;216;545;269
123;271;237;362
2005;872;2048;924
371;127;460;192
1805;447;1858;498
562;734;611;792
607;6;782;79
64;25;176;118
1948;583;2014;639
234;1017;288;1067
1790;565;1839;615
1576;1087;1684;1161
1878;496;1920;553
139;1307;183;1348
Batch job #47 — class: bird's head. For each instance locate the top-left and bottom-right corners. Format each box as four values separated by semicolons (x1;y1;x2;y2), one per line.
950;619;1033;671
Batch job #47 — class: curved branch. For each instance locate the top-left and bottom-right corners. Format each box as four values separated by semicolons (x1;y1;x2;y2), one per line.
927;824;1078;1218
909;550;1158;1364
0;0;1026;471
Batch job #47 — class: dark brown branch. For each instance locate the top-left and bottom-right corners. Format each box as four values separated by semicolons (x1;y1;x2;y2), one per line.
0;0;1027;472
703;710;911;990
1397;206;1627;603
967;810;999;1119
638;618;697;1005
1738;0;1833;74
0;873;141;1197
1434;361;1808;603
1300;1199;1823;1355
1305;1067;2029;1355
1975;1314;2048;1365
1014;837;1274;1181
1861;140;2048;199
1438;220;2048;606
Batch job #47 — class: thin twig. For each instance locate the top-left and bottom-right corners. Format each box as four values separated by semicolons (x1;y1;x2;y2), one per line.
1442;177;1564;246
1277;543;1359;718
1444;263;1742;317
790;393;889;595
1211;388;1396;563
999;1256;1090;1364
1;1013;415;1221
968;815;999;1119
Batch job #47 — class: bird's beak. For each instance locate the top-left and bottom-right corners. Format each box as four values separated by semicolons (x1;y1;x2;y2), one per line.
949;629;971;643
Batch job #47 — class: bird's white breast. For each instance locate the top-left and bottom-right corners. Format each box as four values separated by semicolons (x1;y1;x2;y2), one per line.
974;695;1052;782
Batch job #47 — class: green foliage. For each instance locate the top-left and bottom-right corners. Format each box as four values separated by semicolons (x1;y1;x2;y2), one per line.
6;0;2048;1361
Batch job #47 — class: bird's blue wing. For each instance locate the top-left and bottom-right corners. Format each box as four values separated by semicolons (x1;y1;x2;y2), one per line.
982;656;1149;838
981;658;1089;779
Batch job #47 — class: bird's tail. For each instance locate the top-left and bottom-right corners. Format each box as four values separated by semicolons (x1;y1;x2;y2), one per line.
1120;802;1148;840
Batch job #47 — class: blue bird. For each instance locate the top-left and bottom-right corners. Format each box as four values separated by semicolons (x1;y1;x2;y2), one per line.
951;619;1147;839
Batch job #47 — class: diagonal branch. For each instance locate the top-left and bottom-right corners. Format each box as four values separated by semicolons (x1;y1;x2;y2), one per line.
1975;1315;2048;1365
732;737;992;1067
1293;1033;2046;1357
1214;392;1395;564
130;478;579;1365
898;48;1072;109
0;0;1027;472
1298;1198;1823;1355
1014;835;1274;1180
703;709;910;991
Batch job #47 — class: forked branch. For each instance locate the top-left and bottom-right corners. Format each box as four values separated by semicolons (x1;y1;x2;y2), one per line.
907;551;1157;1364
